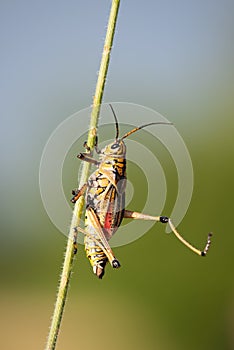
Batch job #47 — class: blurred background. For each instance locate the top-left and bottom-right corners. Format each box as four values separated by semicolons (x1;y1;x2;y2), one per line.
1;0;234;349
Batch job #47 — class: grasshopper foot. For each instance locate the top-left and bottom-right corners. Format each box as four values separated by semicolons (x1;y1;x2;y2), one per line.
112;259;121;269
71;189;80;203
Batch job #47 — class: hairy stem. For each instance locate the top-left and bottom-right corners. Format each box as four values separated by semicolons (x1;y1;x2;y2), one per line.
45;1;120;349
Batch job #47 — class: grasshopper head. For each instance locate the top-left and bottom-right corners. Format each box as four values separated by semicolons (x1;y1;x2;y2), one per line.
102;139;126;157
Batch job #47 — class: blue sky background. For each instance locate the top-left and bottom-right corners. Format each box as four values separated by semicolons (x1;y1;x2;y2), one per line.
1;0;233;183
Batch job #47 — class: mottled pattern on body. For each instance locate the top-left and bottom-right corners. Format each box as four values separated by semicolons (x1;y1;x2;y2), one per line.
84;143;127;277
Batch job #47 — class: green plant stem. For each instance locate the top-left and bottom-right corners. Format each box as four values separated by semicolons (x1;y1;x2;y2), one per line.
45;1;120;349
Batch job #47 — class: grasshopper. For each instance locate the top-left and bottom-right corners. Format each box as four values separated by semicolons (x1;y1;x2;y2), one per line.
71;105;212;279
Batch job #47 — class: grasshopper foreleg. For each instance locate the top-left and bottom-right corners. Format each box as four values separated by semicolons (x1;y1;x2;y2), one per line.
82;136;101;154
77;138;101;165
123;210;212;257
94;135;101;154
83;141;92;153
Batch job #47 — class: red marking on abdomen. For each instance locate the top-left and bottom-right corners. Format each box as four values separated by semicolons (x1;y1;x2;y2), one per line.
104;211;113;230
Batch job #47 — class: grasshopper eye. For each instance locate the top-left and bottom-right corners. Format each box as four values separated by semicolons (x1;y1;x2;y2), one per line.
111;143;119;149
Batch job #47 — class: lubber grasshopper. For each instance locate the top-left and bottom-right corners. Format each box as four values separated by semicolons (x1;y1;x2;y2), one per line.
71;105;212;279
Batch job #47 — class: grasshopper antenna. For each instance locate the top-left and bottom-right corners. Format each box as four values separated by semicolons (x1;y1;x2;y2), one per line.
109;104;172;140
121;122;173;140
109;104;119;140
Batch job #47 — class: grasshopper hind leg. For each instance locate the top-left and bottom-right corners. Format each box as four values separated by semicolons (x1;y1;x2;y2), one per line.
123;210;212;257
